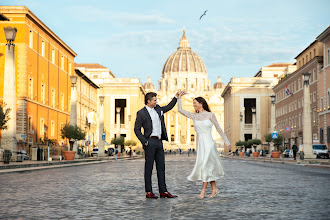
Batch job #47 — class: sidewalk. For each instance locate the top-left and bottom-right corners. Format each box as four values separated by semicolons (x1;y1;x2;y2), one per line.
0;155;144;174
222;154;330;169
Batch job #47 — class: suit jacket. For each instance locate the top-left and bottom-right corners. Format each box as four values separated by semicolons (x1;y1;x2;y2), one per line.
134;97;177;146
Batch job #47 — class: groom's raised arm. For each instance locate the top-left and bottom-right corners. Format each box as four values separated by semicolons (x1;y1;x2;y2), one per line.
134;111;148;146
160;96;177;113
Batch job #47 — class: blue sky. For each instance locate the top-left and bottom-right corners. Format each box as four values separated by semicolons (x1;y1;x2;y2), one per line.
2;0;330;87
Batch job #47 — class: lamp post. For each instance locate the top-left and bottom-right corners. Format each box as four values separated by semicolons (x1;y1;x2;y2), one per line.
98;96;105;156
302;73;315;159
251;107;257;152
1;26;18;158
69;75;78;156
270;95;276;152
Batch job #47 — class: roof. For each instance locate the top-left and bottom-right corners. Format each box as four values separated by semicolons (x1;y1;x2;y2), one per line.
74;63;108;69
294;40;318;59
266;63;293;68
316;26;330;42
0;6;77;57
75;69;99;89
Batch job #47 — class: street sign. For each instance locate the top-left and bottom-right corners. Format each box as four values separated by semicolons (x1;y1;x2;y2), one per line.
285;126;292;132
272;132;278;139
21;134;28;138
102;133;106;140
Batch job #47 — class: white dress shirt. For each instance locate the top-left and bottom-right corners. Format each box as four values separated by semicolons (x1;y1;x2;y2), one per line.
145;105;162;139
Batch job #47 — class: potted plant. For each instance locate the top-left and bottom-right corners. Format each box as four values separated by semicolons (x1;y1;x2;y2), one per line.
252;139;262;157
124;140;137;156
264;133;283;158
235;140;244;156
60;124;86;160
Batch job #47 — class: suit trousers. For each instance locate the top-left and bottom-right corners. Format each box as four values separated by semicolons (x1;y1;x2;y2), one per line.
144;138;167;193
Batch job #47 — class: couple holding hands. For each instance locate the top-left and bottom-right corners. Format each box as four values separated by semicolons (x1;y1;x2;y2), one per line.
134;90;231;199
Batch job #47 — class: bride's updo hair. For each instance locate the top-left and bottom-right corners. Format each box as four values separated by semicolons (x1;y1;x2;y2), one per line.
194;97;211;112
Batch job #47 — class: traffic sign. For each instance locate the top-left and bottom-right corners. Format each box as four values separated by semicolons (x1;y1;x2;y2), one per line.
102;133;106;140
285;126;292;132
21;134;28;138
272;132;278;139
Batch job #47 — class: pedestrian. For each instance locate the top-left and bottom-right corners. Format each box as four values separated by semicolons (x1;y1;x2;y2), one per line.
114;146;119;160
133;150;136;157
292;144;298;160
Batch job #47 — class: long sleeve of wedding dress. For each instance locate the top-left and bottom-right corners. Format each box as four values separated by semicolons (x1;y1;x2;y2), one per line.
210;113;231;147
178;98;196;119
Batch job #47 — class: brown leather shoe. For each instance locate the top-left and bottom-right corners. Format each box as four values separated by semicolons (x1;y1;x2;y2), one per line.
160;192;178;198
146;192;158;199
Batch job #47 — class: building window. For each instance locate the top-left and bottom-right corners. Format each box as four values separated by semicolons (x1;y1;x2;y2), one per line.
51;88;55;107
41;83;45;104
171;135;174;142
314;48;316;57
28;78;33;99
191;134;195;142
28;115;33;133
328;49;330;65
61;93;64;111
29;30;33;48
328;91;330;109
41;40;45;57
40;118;45;136
302;58;304;65
52;49;55;64
320;128;324;143
298;79;301;90
93;75;99;79
313;92;316;103
61;56;64;69
320;98;323;111
51;120;55;137
69;62;72;75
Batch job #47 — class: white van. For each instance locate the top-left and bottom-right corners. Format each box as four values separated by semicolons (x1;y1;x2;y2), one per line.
312;144;329;158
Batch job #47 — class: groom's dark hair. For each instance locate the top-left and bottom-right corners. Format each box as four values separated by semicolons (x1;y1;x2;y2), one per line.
145;92;157;105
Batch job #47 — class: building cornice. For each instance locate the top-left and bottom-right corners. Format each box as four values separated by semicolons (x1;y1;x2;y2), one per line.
0;6;77;57
75;69;99;89
316;26;330;42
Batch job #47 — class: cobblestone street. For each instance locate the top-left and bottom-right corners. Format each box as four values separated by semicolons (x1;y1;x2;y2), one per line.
0;155;330;219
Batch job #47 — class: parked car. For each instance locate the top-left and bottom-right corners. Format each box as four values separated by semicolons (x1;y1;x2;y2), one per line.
312;144;329;158
91;148;98;156
17;150;30;160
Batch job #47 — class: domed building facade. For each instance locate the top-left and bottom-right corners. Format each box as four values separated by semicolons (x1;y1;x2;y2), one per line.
145;30;226;150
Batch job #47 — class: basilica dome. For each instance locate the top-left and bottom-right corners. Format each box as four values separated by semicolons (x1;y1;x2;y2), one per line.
144;76;155;91
161;30;207;77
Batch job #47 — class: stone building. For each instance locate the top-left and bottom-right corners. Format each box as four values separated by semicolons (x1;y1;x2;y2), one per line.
74;68;99;154
0;6;76;154
316;26;330;149
75;64;146;151
273;40;323;148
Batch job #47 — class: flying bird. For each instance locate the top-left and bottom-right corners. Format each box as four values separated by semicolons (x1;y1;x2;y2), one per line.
199;10;208;20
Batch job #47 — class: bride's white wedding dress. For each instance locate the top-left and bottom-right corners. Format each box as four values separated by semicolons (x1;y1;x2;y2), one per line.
178;98;231;182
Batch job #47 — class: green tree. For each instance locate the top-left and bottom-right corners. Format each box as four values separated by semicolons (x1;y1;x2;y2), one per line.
111;137;125;146
264;133;284;151
124;140;137;147
60;124;86;151
0;103;11;130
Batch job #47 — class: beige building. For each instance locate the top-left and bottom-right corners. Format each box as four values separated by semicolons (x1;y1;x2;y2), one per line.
74;68;99;154
273;41;323;148
221;77;278;153
316;27;330;149
145;30;227;150
75;64;146;151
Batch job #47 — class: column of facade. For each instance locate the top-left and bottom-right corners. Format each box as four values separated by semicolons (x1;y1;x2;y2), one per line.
175;113;179;144
167;114;171;143
186;117;191;144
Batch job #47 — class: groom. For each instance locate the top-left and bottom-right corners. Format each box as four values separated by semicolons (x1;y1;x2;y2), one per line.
134;91;180;199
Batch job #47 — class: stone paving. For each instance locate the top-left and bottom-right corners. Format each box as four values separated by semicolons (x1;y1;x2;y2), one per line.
0;155;329;219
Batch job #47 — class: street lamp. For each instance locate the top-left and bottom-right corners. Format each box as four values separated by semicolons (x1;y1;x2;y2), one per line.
270;95;276;104
69;74;78;156
302;72;315;159
98;95;105;156
1;26;18;159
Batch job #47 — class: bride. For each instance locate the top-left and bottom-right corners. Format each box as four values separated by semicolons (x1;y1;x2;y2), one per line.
177;91;231;199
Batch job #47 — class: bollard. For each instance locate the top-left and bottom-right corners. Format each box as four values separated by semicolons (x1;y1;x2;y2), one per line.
4;150;12;164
